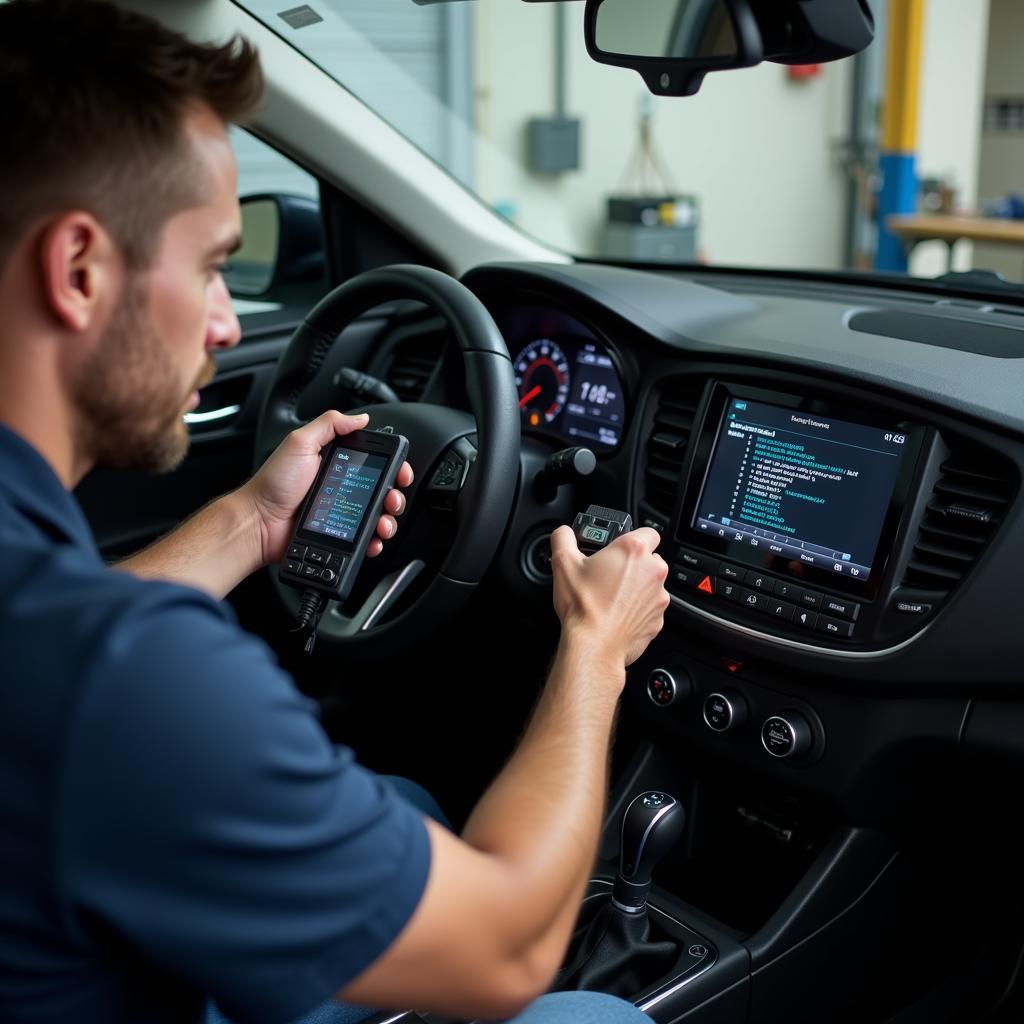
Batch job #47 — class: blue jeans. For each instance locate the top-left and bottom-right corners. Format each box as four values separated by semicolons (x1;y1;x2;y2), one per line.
207;779;649;1024
209;991;650;1024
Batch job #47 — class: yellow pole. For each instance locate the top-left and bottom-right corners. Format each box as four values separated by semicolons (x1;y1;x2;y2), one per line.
877;0;926;270
881;0;925;154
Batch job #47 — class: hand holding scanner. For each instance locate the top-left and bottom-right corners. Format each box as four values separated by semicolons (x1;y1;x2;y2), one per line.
279;429;409;604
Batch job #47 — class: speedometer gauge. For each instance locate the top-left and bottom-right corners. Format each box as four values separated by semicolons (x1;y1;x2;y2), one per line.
514;339;570;426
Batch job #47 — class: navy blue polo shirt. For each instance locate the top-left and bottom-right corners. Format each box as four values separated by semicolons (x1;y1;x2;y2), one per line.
0;425;430;1024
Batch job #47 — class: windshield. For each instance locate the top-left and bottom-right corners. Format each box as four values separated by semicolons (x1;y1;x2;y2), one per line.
237;1;1023;286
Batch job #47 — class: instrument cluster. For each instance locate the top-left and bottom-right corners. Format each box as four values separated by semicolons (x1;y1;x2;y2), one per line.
498;304;627;449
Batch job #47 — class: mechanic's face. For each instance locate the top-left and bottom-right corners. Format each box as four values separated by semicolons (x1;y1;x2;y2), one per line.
73;106;242;474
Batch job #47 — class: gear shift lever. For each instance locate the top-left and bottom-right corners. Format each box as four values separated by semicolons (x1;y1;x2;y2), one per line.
612;791;685;913
555;790;685;996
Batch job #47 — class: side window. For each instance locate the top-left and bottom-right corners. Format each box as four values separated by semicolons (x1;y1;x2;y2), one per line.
227;128;327;323
232;127;318;201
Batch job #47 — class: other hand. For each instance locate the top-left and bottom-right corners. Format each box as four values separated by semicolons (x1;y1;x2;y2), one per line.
549;525;669;668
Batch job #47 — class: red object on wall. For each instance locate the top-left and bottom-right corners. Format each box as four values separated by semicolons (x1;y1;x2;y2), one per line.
788;63;822;80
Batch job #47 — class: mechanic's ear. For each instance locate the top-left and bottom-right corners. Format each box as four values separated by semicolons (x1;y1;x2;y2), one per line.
38;212;116;333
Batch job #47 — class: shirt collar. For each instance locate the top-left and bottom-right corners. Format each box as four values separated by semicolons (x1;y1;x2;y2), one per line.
0;424;98;553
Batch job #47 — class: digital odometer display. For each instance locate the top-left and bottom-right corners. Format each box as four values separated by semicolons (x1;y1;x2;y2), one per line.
692;397;907;581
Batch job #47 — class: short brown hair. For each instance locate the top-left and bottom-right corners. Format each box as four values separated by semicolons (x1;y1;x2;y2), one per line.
0;0;263;271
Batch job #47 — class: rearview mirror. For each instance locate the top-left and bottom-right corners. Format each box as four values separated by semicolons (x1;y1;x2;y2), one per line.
584;0;875;97
585;0;763;96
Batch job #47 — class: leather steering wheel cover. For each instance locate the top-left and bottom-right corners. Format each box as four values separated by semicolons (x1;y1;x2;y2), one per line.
255;263;520;593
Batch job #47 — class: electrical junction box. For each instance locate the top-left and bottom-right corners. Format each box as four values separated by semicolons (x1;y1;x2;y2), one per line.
528;117;582;173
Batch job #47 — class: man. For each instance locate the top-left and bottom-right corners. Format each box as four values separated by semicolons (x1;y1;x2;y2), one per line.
0;2;670;1022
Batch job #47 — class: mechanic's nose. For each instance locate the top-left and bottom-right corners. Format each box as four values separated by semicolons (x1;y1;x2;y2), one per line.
207;275;242;350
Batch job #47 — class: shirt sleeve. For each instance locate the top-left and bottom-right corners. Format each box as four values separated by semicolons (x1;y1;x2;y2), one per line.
54;584;431;1024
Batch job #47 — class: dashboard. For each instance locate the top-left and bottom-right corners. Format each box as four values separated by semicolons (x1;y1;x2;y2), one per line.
450;262;1022;688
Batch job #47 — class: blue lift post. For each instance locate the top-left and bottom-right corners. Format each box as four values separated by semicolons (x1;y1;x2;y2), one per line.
875;0;925;272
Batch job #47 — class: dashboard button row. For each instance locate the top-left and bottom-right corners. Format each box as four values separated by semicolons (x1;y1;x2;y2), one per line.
673;548;862;640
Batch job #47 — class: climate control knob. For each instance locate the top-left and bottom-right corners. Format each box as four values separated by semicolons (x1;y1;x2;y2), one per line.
702;690;748;733
646;666;692;708
761;710;814;760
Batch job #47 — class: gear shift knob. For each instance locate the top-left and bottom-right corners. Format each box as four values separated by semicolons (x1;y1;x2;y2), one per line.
612;791;685;913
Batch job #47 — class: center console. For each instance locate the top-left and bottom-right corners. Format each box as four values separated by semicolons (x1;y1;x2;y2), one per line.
663;380;941;654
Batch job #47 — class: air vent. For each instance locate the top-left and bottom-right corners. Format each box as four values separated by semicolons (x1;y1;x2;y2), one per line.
639;377;706;525
384;332;445;402
902;445;1016;593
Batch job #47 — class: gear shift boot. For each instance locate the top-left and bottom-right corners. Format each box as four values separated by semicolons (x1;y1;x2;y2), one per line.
553;885;717;1004
555;894;679;997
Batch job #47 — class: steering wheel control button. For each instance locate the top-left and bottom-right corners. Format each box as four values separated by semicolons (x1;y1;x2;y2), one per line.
429;454;464;509
432;454;462;487
703;691;746;733
717;562;743;582
822;596;859;621
815;615;855;639
429;438;477;511
645;667;691;707
761;712;813;760
287;544;306;561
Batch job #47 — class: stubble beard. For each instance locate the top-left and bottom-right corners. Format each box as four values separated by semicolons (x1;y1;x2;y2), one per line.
72;276;215;475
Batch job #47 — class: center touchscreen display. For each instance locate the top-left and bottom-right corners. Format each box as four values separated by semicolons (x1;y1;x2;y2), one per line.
303;447;389;543
692;397;908;581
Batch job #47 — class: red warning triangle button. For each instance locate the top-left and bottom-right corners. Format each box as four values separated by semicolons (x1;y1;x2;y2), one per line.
697;575;715;595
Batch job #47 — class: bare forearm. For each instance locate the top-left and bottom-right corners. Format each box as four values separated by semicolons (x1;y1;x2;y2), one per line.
460;629;623;951
115;489;263;600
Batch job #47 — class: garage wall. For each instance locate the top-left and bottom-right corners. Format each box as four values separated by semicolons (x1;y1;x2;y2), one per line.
474;2;853;267
910;0;991;278
975;0;1024;282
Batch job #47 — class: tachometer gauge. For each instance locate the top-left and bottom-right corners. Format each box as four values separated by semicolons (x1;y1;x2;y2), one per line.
514;339;570;427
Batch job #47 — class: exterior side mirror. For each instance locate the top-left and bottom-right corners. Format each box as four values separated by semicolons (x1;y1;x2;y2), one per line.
227;194;325;300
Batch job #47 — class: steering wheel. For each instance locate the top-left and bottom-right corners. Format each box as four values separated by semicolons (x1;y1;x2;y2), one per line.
254;264;520;659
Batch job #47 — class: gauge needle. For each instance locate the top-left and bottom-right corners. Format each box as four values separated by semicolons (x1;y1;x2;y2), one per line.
519;385;542;408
